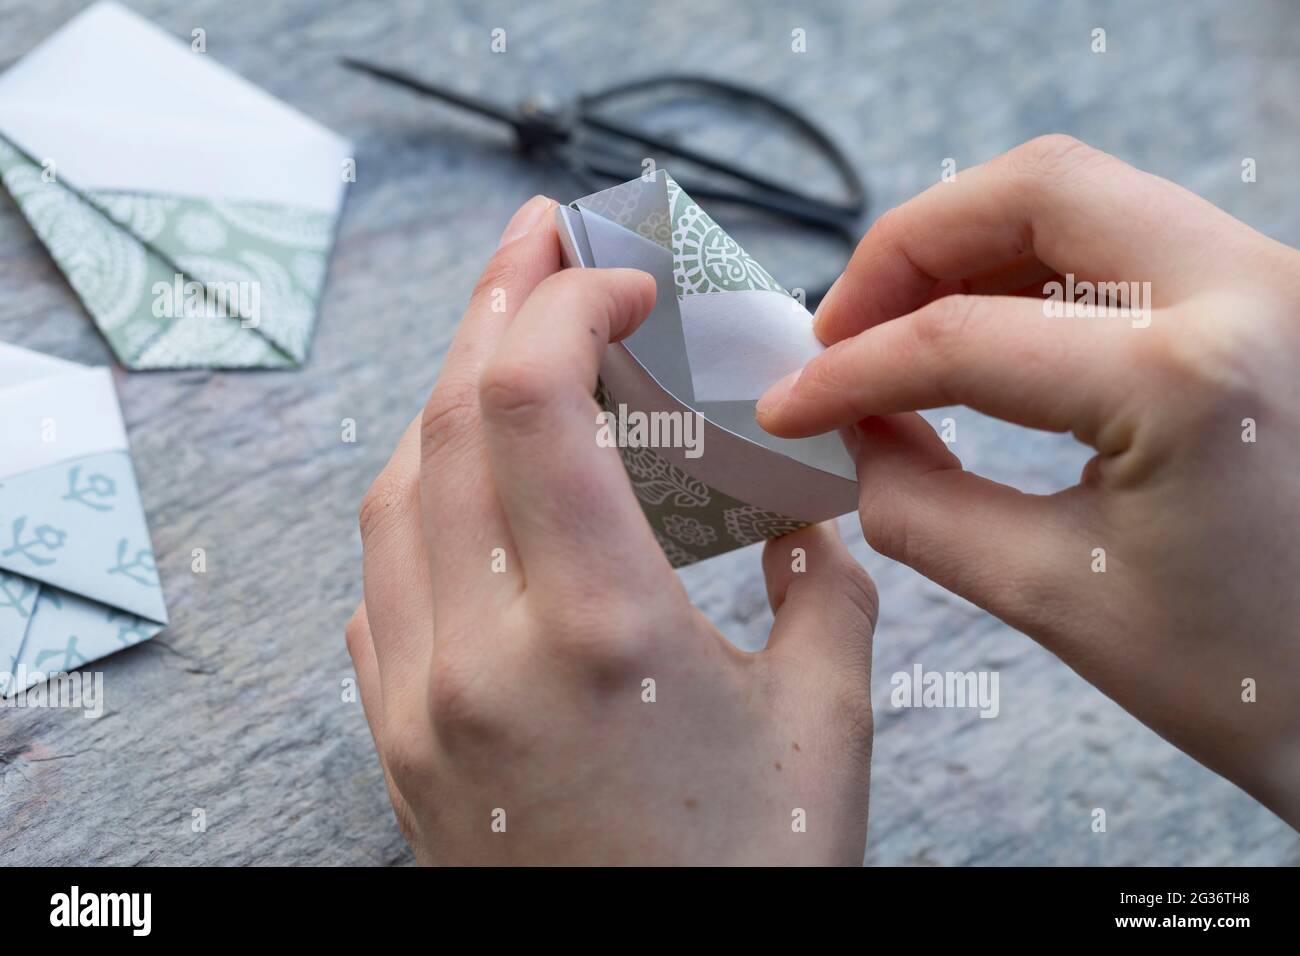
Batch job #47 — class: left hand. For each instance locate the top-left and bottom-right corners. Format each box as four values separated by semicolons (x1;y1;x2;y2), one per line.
346;195;879;865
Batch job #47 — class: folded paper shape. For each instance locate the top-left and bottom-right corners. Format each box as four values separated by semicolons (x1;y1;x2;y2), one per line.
0;2;352;369
0;344;168;697
556;171;858;566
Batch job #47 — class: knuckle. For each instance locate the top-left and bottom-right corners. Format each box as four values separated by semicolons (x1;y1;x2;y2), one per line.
478;357;556;423
380;713;437;787
532;270;621;333
793;348;844;405
428;652;502;746
420;379;481;461
857;487;912;566
814;574;877;721
1125;328;1183;380
909;296;980;364
551;631;647;678
810;667;873;765
469;255;520;306
533;267;590;304
833;669;874;724
344;605;368;657
542;598;656;679
832;685;874;763
358;469;415;546
864;205;911;255
1127;325;1259;415
1008;134;1101;184
389;794;419;845
837;563;880;629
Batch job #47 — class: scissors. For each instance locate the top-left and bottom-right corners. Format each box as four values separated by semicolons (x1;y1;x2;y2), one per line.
342;59;868;302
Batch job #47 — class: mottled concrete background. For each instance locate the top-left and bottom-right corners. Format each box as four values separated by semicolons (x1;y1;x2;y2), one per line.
2;0;1297;865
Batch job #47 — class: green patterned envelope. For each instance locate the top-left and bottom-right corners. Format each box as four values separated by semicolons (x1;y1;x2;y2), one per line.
557;171;859;567
0;2;351;370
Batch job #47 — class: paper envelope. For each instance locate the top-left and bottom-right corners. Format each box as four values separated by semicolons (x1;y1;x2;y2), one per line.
556;170;858;566
0;1;352;370
0;344;167;697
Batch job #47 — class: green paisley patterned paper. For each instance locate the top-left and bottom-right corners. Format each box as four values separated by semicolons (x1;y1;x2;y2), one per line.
664;175;784;297
0;135;335;369
575;171;784;298
595;379;806;568
575;175;673;251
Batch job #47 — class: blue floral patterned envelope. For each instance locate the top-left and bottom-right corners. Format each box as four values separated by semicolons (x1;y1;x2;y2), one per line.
0;344;167;697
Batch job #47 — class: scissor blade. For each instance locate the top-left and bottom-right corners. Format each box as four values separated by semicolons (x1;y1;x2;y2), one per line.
340;58;521;128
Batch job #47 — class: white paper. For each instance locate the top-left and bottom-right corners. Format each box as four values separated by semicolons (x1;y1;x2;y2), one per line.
0;345;127;480
679;291;823;402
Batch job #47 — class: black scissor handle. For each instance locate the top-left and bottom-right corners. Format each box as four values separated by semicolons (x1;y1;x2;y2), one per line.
575;74;867;229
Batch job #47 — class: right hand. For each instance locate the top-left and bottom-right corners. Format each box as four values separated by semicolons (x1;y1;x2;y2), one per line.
756;135;1300;827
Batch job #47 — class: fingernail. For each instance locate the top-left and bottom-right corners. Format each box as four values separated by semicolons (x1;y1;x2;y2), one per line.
497;195;550;248
757;369;800;419
811;274;842;343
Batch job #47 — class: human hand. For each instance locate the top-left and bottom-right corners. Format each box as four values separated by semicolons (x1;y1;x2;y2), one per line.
347;196;879;864
756;136;1300;827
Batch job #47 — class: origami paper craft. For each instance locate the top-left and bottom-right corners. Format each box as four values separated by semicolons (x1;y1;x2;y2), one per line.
556;170;859;566
0;2;352;370
0;344;167;697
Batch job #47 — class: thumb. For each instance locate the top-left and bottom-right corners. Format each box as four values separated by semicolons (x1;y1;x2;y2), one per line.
762;522;878;671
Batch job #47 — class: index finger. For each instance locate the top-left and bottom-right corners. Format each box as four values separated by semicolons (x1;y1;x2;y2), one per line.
815;135;1239;344
759;293;1137;447
476;267;664;596
419;197;560;608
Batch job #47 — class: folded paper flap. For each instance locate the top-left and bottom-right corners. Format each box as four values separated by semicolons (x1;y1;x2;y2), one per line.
1;581;165;698
666;180;784;298
0;3;342;139
0;450;167;624
0;109;349;213
0;137;325;370
0;366;127;480
0;569;39;696
600;345;858;519
0;341;82;384
562;175;855;483
572;169;830;401
84;188;334;362
678;290;824;402
574;206;695;402
574;170;672;250
693;400;854;482
0;1;351;211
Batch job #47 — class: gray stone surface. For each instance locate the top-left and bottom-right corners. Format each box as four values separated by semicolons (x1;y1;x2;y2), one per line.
2;0;1297;865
